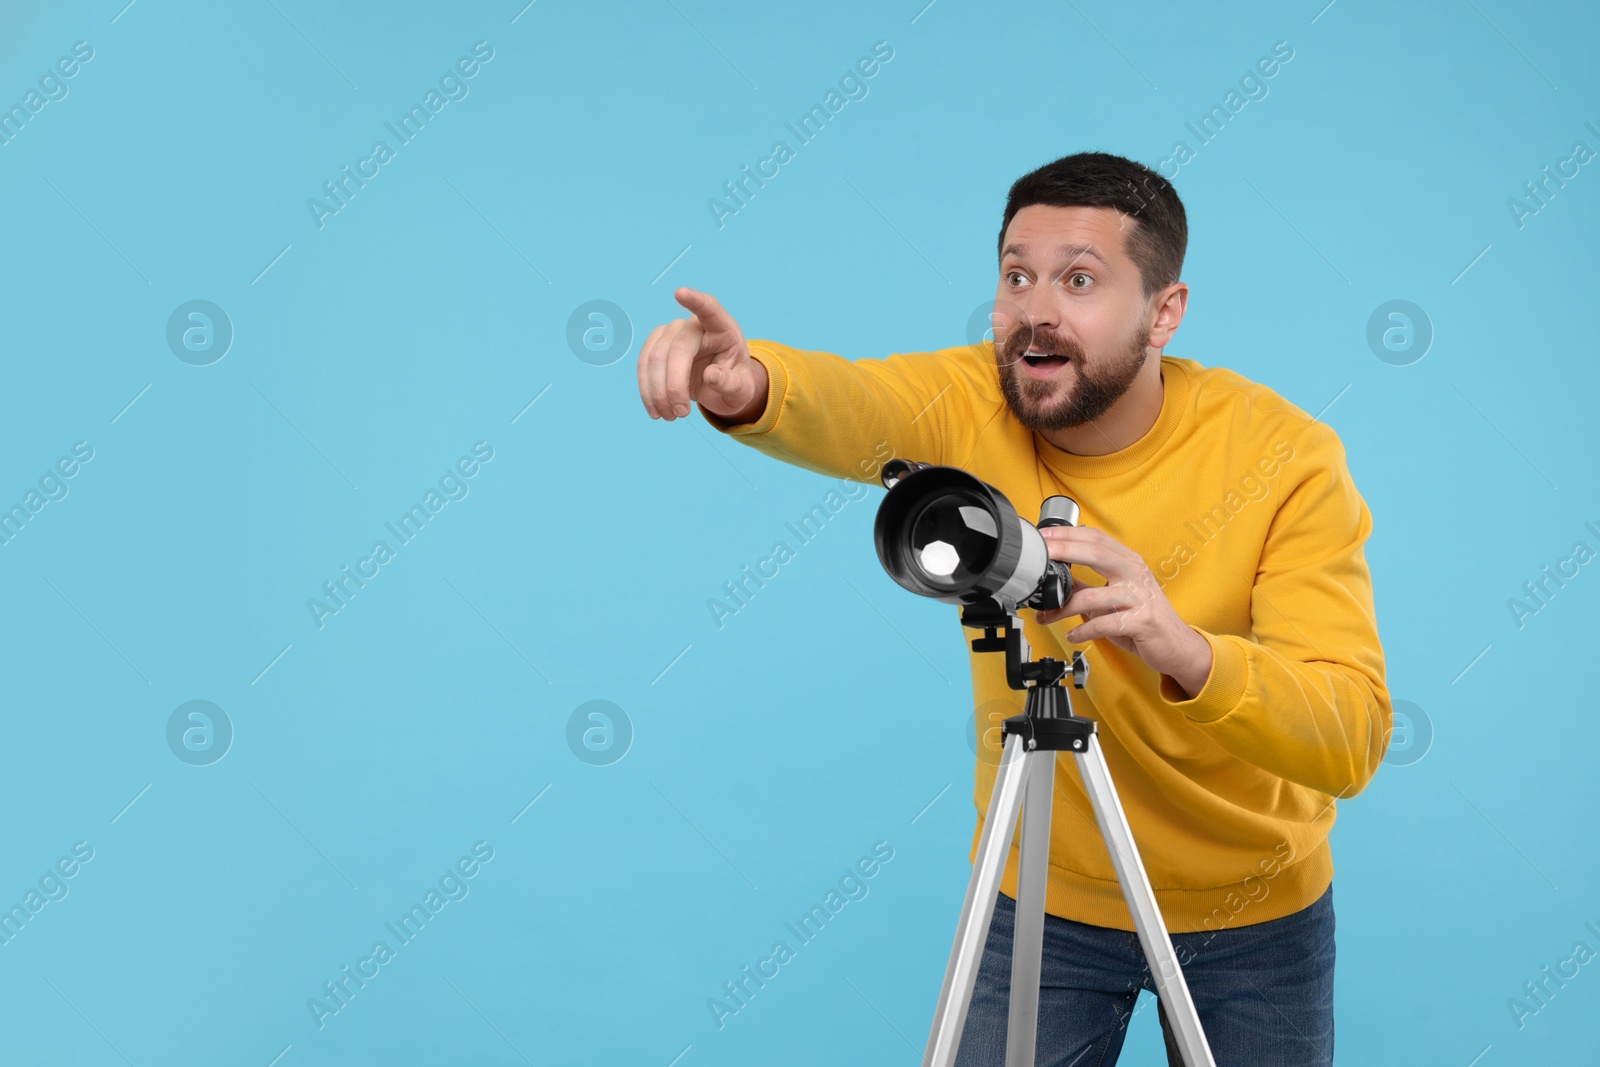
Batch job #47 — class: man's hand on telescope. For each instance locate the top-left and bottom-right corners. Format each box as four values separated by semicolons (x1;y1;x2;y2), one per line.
637;287;769;424
1033;526;1215;700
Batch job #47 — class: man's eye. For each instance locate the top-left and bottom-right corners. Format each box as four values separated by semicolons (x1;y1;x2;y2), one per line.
1068;273;1091;288
1006;271;1027;286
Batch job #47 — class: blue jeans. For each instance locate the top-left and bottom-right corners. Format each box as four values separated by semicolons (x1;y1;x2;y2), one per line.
952;883;1335;1066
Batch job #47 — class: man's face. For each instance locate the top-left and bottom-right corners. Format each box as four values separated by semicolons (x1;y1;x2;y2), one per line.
990;204;1154;433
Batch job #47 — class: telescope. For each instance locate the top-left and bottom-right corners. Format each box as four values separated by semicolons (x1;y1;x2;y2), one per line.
870;458;1217;1067
873;458;1080;614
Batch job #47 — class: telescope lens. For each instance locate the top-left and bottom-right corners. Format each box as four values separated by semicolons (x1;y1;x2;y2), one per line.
907;492;999;588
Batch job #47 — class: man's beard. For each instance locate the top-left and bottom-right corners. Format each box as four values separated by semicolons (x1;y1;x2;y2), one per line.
994;321;1148;433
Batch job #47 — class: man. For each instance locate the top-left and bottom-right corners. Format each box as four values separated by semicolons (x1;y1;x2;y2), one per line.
636;151;1389;1066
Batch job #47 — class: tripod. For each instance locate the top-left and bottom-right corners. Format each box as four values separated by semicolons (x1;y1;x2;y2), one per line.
923;601;1216;1067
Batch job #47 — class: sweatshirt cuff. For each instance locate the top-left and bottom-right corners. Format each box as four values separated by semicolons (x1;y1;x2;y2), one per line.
1158;629;1249;724
698;341;788;436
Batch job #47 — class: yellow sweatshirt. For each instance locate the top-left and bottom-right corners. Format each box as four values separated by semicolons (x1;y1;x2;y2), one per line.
702;337;1391;934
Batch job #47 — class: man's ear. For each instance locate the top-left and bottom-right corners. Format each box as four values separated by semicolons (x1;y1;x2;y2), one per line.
1147;282;1188;349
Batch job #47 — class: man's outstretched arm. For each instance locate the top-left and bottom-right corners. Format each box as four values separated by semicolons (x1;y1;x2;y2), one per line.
638;287;993;481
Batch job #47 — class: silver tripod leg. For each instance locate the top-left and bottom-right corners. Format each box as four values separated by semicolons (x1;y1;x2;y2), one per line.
921;716;1215;1067
922;732;1032;1067
1004;749;1054;1066
1074;735;1216;1067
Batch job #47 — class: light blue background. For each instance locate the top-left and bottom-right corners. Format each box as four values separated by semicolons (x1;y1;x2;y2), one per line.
0;1;1596;1064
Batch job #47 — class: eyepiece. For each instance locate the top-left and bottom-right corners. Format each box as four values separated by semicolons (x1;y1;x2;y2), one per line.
881;458;932;490
1038;495;1080;529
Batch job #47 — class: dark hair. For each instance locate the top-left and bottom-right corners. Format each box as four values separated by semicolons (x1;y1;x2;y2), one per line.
998;152;1187;300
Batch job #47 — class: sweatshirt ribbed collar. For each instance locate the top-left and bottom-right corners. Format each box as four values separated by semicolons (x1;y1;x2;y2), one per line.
1030;356;1192;481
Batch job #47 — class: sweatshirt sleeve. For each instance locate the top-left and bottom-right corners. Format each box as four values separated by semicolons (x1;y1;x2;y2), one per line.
1155;420;1392;798
699;338;992;483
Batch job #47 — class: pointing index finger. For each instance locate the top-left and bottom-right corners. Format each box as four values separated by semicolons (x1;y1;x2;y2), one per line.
674;287;730;330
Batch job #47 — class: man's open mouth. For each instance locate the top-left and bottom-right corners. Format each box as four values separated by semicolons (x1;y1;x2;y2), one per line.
1022;351;1069;369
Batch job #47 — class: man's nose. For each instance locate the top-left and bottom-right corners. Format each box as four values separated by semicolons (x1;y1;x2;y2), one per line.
1017;280;1062;335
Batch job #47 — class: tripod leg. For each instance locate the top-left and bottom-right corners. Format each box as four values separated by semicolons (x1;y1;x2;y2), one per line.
1005;750;1054;1067
1072;736;1216;1067
923;734;1032;1067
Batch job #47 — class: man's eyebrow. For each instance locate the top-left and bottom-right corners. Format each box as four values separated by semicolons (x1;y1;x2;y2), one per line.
1000;242;1109;267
